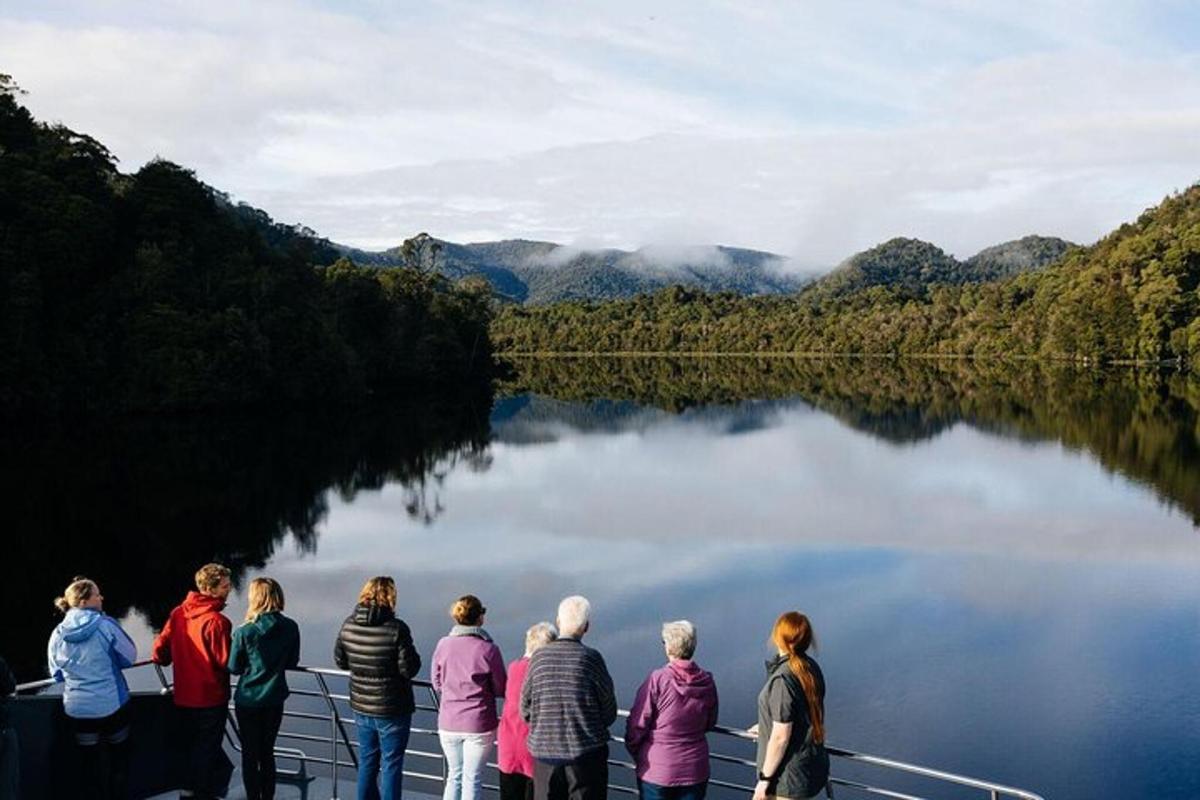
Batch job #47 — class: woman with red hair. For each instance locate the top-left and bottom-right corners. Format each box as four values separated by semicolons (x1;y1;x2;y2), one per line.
750;612;828;800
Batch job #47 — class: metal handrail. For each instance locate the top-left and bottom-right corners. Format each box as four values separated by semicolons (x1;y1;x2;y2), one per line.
13;661;1045;800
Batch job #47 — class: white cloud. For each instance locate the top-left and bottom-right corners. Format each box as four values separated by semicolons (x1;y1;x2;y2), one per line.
2;1;1198;259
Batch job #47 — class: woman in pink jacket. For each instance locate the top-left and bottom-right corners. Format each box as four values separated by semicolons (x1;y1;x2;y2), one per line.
432;596;508;800
497;622;558;800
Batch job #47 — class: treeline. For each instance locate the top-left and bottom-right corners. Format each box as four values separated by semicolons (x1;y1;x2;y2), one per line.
503;355;1200;525
0;78;492;415
493;184;1200;368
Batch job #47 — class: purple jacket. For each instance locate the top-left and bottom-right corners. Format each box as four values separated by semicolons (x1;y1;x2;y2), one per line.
624;660;719;786
432;626;508;733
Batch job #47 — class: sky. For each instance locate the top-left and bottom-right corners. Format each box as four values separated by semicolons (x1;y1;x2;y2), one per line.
3;0;1200;263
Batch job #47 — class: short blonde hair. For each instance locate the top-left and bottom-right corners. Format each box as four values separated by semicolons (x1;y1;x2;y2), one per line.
525;622;557;657
195;563;231;594
358;576;396;609
54;577;98;613
245;577;285;623
450;595;485;625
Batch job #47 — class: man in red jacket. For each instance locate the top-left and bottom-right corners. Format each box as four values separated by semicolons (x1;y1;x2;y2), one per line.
153;563;233;799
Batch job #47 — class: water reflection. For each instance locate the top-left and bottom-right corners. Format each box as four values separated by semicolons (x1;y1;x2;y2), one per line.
4;358;1199;800
503;356;1200;525
0;398;491;681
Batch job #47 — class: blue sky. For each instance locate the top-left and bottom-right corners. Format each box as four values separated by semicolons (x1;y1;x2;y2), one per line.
3;1;1199;263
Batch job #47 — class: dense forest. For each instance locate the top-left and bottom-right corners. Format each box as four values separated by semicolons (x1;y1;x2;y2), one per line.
493;186;1200;368
0;77;492;415
345;234;805;304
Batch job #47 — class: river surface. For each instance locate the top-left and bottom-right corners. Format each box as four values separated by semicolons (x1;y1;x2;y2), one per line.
3;358;1198;800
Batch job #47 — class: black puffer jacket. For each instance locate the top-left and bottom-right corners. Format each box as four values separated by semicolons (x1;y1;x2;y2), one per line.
334;604;422;717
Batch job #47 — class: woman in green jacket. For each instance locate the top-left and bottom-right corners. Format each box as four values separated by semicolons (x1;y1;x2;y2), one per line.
229;578;301;800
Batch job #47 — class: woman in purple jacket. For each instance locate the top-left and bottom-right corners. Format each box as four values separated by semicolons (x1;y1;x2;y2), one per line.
432;595;507;800
625;620;719;800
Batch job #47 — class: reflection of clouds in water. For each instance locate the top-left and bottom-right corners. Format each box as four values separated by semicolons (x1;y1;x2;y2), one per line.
223;396;1200;800
321;404;1198;565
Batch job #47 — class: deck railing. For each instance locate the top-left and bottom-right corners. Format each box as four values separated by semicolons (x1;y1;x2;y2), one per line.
14;661;1044;800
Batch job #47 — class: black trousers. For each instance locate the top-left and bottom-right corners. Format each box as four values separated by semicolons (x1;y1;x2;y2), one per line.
178;705;228;799
70;703;131;800
500;771;535;800
533;745;609;800
235;705;285;800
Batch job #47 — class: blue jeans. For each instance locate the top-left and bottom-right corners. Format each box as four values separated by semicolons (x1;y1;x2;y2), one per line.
356;713;412;800
440;729;495;800
638;780;708;800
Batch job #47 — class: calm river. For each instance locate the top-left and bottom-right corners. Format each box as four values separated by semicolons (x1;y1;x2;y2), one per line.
3;358;1198;799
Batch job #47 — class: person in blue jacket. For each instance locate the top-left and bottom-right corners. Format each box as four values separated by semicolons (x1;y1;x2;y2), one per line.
47;576;138;799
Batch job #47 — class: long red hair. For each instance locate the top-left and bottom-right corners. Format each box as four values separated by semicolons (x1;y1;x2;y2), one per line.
771;611;825;744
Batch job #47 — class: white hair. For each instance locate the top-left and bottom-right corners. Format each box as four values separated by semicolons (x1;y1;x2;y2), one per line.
525;621;558;656
662;620;697;660
556;595;591;638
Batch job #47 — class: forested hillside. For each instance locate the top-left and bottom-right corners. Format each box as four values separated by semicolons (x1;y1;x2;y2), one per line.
343;234;806;304
493;185;1200;368
0;78;492;415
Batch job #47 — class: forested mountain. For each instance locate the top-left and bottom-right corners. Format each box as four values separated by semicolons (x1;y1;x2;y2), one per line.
344;235;807;304
963;235;1074;280
0;78;492;415
493;184;1200;368
810;235;1075;298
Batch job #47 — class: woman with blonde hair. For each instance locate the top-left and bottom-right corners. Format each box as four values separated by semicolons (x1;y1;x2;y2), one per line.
334;576;422;800
750;612;828;800
46;576;138;799
432;595;508;800
229;577;300;800
497;622;557;800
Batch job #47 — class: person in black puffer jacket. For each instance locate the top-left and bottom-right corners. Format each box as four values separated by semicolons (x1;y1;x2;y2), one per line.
334;576;422;800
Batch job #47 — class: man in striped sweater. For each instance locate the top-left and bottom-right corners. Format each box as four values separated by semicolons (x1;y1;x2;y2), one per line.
521;595;618;800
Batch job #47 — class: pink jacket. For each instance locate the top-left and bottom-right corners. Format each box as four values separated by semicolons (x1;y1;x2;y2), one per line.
497;656;533;776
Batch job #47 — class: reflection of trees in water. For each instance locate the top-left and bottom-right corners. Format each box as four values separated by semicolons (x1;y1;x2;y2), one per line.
503;355;1200;525
0;396;492;681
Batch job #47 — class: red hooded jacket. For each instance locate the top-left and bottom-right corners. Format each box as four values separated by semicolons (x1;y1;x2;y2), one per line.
152;591;232;708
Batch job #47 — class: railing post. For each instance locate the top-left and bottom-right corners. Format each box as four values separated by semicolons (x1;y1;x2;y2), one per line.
314;672;340;800
152;662;171;695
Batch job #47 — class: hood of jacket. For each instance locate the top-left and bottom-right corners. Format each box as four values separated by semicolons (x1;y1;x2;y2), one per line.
354;603;395;626
667;659;715;699
182;591;227;619
245;610;287;638
59;607;104;643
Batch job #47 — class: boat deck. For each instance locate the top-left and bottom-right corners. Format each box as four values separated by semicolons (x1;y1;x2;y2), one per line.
14;662;1045;800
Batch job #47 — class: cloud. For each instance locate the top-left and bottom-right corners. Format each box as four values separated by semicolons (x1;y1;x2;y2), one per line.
3;1;1198;260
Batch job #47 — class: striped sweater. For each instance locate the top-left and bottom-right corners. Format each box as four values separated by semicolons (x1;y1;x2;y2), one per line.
520;637;618;760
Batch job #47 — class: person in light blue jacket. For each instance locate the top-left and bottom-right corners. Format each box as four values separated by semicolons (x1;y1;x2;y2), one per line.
47;576;138;800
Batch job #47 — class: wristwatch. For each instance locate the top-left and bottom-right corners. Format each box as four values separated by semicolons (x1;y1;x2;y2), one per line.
757;772;774;782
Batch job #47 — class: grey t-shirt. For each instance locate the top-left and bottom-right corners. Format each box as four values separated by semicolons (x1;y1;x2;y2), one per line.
755;654;829;798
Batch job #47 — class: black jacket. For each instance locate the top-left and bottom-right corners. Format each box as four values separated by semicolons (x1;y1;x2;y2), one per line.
334;604;422;717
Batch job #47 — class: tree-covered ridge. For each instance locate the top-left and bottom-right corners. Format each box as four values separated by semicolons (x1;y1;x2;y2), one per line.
815;237;963;297
344;235;807;304
502;355;1200;525
807;234;1075;299
0;82;492;415
963;235;1074;280
493;184;1200;368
